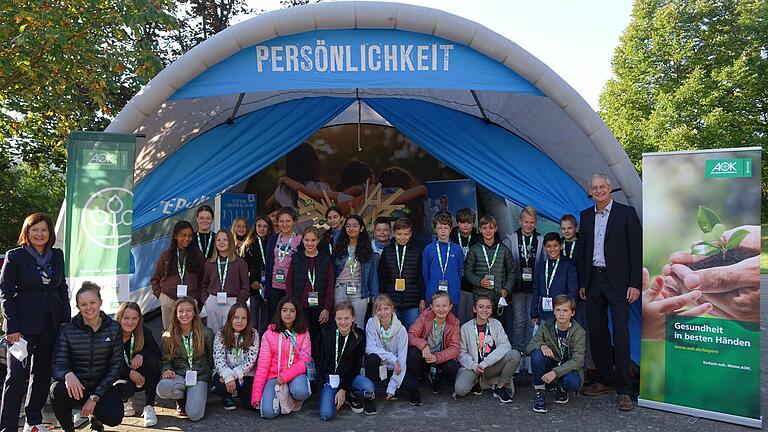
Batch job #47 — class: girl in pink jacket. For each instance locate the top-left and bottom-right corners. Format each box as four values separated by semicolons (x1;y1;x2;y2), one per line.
251;296;312;418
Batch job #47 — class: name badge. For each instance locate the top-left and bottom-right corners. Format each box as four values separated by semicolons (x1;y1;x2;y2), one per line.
41;276;51;285
395;278;406;292
486;274;495;288
177;284;188;297
346;283;358;295
438;279;449;291
308;291;319;307
216;292;227;305
522;267;533;281
275;269;285;283
462;246;469;255
542;297;553;312
378;364;388;381
185;370;197;387
329;374;340;389
260;270;266;284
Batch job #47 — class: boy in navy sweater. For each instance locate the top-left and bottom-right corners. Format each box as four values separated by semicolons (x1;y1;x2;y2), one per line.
530;232;578;324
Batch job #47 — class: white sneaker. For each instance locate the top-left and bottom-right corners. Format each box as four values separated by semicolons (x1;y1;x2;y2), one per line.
23;424;47;432
124;399;136;416
72;411;88;428
143;406;157;427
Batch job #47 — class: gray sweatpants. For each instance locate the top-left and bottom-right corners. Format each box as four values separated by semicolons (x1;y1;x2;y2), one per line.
510;292;533;353
156;375;209;422
454;350;521;397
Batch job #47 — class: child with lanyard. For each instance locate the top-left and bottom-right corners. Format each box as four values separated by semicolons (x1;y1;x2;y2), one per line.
454;296;520;403
114;302;161;427
231;217;249;250
371;216;391;254
463;215;515;317
530;233;578;325
422;212;464;316
251;296;312;419
212;303;260;410
450;207;481;324
526;295;586;413
241;215;273;335
320;206;344;256
333;215;378;330
406;292;461;395
200;230;250;334
286;226;335;359
377;217;425;329
156;297;214;422
264;207;303;319
193;205;215;260
317;302;375;420
364;294;420;410
559;214;585;327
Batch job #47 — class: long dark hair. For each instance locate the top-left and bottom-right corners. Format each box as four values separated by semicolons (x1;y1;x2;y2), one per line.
271;296;308;334
242;215;273;252
334;214;373;263
286;142;320;185
336;160;373;192
168;220;201;275
221;303;255;349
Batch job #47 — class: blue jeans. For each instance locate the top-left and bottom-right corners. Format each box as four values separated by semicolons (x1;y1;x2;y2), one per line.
259;375;311;419
319;375;375;421
395;307;420;329
530;348;581;392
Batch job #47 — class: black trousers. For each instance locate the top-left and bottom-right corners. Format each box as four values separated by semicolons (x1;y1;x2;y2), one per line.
364;353;419;395
586;269;631;395
113;360;161;406
0;319;56;431
211;373;254;408
267;287;286;323
405;346;459;385
50;381;123;429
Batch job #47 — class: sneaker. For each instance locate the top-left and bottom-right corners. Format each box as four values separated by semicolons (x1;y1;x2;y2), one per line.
363;398;378;415
431;378;444;394
89;417;104;432
409;390;423;407
124;398;136;416
143;406;158;427
72;411;88;428
533;391;547;413
554;387;569;404
176;400;188;418
492;385;513;404
347;398;364;413
471;382;483;395
23;424;47;432
223;395;237;410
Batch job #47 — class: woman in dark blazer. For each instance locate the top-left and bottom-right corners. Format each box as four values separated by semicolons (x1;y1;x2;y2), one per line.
0;213;71;432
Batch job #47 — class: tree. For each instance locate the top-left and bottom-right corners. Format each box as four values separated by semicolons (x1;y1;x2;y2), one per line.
600;0;768;223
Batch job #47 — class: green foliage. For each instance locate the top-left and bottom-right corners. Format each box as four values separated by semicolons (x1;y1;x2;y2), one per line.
0;164;65;253
600;0;768;223
691;206;749;258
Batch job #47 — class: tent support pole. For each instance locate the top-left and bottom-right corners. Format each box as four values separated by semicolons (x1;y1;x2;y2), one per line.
470;90;491;124
225;93;246;125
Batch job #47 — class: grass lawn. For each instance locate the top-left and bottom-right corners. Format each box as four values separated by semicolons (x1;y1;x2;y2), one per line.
762;223;767;274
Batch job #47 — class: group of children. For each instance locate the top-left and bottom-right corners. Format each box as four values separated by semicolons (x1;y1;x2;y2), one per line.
137;202;587;422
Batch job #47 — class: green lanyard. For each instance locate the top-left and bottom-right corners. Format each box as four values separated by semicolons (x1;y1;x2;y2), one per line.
379;322;393;349
307;262;316;292
544;258;560;297
257;236;266;266
283;331;296;367
123;333;134;365
564;240;576;259
230;334;244;359
432;319;445;352
435;241;450;278
458;233;471;250
481;244;500;273
347;247;358;279
176;250;186;283
277;233;295;265
395;244;407;277
556;324;571;365
182;333;194;368
334;328;349;374
217;256;229;292
521;234;532;264
473;320;490;358
197;232;213;258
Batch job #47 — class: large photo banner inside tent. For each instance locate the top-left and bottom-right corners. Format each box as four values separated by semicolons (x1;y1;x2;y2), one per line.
65;132;135;314
639;147;762;428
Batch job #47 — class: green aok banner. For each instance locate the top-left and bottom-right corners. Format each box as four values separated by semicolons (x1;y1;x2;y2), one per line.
639;147;762;428
65;131;135;313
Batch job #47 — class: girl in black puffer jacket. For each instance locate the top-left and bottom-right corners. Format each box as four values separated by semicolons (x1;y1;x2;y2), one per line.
50;282;124;432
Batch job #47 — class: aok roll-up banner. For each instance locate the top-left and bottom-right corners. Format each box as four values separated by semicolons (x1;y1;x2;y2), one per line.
639;147;762;428
65;131;135;314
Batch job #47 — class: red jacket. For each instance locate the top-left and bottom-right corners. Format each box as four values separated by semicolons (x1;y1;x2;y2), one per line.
407;308;460;364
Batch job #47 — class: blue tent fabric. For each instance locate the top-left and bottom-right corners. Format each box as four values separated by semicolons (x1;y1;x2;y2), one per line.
132;96;354;229
365;97;593;222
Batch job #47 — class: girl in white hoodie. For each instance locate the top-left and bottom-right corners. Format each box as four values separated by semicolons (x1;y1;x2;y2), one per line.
364;294;421;413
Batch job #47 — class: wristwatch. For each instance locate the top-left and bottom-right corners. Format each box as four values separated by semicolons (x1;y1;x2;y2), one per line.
89;394;100;403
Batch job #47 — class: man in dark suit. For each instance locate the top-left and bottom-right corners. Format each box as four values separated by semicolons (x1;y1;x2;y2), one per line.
576;173;641;411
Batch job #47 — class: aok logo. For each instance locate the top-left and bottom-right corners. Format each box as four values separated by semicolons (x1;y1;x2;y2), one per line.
710;161;737;174
705;158;751;178
89;152;117;165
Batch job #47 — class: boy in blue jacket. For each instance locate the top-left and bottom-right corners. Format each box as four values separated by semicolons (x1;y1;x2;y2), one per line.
530;233;578;324
422;213;464;316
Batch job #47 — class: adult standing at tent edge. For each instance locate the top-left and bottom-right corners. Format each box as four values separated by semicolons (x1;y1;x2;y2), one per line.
0;213;71;432
577;173;641;411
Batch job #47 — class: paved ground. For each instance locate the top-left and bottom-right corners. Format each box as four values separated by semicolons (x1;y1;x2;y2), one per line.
45;275;768;431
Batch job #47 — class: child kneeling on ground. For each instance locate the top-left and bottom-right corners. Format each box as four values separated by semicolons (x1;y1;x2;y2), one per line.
525;294;586;413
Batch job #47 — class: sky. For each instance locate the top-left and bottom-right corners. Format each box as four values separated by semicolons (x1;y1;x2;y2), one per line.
241;0;635;110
